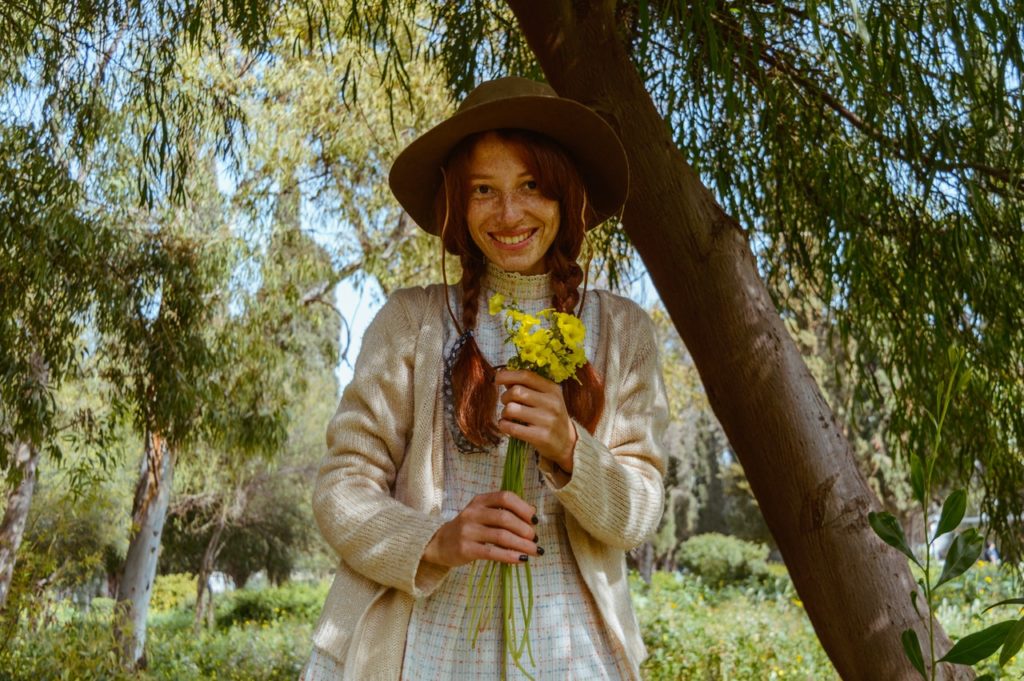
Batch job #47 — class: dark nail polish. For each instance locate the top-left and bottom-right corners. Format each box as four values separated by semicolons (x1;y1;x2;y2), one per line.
537;546;545;556
519;554;529;562
531;515;538;525
533;533;539;543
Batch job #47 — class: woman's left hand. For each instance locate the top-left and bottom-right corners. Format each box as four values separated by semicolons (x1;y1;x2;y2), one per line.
495;368;577;473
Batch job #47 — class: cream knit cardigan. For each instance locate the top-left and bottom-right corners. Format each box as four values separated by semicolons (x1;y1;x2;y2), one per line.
311;283;668;680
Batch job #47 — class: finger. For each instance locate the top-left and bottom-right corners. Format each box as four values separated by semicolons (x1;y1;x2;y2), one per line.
495;369;558;393
472;526;541;557
473;490;536;526
478;507;536;540
478;542;536;565
500;401;558;429
498;383;556;409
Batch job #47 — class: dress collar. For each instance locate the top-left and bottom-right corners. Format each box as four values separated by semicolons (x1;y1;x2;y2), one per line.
481;262;553;302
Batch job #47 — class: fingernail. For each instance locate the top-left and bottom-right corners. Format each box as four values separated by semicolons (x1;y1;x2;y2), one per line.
533;533;539;543
531;515;538;525
537;546;545;556
519;554;529;562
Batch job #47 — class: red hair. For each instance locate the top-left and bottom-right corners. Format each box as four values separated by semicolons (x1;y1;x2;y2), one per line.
435;129;605;447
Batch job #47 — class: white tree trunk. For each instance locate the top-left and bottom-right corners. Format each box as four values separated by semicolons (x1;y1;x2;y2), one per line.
116;430;176;668
0;440;40;609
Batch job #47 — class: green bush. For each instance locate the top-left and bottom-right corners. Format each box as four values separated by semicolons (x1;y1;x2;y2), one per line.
150;573;197;613
676;533;770;586
215;580;327;628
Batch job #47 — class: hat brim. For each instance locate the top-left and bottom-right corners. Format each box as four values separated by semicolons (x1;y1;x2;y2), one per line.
389;94;628;235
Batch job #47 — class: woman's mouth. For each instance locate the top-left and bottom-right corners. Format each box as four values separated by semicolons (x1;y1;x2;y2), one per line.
491;229;537;247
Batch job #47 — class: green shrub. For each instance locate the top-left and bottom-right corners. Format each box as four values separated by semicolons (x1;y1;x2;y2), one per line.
215;580;326;628
676;533;770;586
150;573;197;613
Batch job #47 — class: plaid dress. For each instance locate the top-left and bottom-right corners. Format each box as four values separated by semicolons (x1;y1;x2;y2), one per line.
401;267;630;680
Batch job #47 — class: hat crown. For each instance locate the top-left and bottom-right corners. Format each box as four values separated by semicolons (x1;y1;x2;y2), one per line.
457;77;556;113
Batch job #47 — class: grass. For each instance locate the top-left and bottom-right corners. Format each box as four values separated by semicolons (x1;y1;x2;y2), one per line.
1;565;1021;680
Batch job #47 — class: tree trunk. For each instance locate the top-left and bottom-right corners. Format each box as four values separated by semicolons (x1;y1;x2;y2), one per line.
116;429;176;668
507;2;970;679
193;499;230;634
0;440;40;610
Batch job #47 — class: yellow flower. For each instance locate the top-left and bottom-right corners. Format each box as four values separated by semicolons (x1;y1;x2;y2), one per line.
556;312;585;348
488;293;505;316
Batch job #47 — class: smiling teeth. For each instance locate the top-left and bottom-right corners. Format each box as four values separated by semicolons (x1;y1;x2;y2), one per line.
493;231;533;245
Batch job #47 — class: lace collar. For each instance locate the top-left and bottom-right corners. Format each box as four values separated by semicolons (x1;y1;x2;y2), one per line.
481;262;553;302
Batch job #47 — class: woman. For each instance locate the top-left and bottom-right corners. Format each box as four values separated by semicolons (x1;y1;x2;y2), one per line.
305;77;668;680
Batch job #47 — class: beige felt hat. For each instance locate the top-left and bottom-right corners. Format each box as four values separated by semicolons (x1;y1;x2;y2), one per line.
389;77;629;235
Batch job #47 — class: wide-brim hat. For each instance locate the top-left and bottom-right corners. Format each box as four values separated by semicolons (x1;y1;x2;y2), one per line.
389;77;629;235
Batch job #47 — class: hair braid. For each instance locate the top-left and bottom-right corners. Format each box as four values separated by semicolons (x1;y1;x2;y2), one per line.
450;255;501;447
548;249;604;434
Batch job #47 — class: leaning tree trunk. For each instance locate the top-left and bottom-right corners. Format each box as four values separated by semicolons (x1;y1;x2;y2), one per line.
0;440;41;609
193;493;232;634
116;429;176;668
507;3;970;679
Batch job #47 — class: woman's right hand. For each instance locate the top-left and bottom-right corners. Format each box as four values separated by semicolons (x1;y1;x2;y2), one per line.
423;491;540;567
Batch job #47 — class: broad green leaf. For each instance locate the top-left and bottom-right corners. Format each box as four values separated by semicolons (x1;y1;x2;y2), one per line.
901;629;927;679
939;620;1015;665
933;489;967;540
998;618;1024;667
910;456;925;505
869;511;920;567
983;597;1024;613
976;675;995;681
936;529;984;588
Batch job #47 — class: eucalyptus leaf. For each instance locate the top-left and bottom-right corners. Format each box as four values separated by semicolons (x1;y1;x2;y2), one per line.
909;456;925;506
998;618;1024;667
936;529;984;588
901;629;927;679
933;489;967;540
869;511;920;567
939;620;1015;664
983;597;1024;613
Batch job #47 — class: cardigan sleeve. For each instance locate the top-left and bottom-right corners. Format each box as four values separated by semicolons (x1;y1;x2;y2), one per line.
312;287;450;598
539;298;668;550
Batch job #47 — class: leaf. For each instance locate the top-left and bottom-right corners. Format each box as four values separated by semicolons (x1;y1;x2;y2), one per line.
939;620;1016;665
933;489;967;540
901;629;927;679
983;597;1024;613
936;529;984;588
998;618;1024;667
976;675;996;681
910;589;922;618
909;455;925;505
869;511;920;567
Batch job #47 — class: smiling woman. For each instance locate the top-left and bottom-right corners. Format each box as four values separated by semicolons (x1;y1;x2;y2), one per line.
304;77;668;681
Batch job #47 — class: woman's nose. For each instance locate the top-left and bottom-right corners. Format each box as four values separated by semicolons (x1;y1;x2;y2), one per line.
497;191;525;224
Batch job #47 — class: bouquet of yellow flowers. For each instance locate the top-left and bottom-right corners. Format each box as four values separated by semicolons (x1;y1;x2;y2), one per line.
465;293;589;679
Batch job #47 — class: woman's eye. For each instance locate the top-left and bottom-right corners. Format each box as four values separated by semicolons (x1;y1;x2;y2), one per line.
524;180;538;190
473;185;491;195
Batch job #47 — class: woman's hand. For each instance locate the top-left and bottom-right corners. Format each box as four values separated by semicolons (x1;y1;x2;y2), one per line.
423;491;540;567
495;368;577;474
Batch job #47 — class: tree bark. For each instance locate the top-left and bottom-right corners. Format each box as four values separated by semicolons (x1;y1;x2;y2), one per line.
0;440;41;610
506;2;970;679
193;494;232;634
116;429;176;668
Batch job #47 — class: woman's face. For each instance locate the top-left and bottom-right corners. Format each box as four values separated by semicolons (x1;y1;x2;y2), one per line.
465;132;560;276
